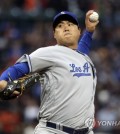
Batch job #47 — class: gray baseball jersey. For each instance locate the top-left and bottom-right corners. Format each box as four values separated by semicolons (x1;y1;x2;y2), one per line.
16;45;97;128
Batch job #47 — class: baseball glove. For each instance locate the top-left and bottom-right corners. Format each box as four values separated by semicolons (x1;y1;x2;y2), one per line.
0;73;40;100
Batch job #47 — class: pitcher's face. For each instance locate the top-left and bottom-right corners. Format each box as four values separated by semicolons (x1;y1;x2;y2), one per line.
54;21;81;47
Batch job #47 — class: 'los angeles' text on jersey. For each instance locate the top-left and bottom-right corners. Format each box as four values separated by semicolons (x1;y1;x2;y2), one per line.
69;62;91;77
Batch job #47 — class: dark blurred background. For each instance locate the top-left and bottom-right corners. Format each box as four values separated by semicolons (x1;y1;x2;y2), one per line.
0;0;120;134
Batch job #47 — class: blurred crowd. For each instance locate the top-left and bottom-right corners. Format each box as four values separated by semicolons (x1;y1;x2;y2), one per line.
0;0;120;134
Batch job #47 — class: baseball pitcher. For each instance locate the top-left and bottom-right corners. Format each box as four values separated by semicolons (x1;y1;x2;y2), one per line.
0;10;99;134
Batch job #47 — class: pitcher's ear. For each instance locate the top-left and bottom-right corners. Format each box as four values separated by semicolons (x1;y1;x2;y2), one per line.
78;27;81;33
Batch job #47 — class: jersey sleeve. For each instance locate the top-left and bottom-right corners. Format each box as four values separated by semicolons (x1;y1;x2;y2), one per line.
77;30;93;55
16;47;55;73
0;47;54;81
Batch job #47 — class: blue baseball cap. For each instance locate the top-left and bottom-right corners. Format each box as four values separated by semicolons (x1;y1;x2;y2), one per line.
53;11;79;29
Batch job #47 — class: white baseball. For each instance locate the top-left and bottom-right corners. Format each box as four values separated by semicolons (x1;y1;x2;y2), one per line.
89;12;99;22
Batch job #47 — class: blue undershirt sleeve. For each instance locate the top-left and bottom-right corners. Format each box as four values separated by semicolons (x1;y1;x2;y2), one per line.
77;30;93;55
0;62;29;81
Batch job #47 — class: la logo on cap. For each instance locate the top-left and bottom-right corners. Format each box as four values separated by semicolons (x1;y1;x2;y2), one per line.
61;11;65;14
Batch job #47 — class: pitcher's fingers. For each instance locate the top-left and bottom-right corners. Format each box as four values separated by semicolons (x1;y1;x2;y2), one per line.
86;10;94;23
13;91;20;95
86;10;94;18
